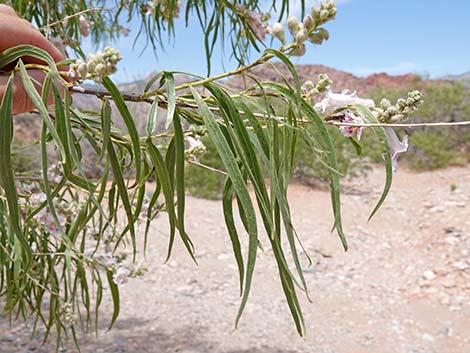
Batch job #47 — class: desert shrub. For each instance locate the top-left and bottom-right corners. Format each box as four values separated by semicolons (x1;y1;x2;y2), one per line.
407;130;461;170
185;137;225;200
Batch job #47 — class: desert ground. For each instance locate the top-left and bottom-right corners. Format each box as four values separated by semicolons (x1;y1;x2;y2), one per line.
1;166;470;353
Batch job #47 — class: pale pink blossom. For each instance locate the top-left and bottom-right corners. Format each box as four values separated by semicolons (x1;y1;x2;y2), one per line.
384;127;408;172
113;267;130;287
315;89;375;116
338;110;364;140
79;15;90;37
246;10;268;41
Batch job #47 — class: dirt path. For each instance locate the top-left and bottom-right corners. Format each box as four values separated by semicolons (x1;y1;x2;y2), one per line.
1;166;470;353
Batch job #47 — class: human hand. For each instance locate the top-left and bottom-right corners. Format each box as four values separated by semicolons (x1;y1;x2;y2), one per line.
0;4;66;114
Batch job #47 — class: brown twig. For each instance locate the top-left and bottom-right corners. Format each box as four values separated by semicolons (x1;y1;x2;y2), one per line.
69;86;470;129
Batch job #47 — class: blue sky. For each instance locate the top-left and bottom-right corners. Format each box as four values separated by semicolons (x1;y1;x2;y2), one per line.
99;0;470;83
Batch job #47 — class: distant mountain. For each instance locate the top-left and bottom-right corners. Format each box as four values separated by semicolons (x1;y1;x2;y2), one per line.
226;63;423;94
441;72;470;86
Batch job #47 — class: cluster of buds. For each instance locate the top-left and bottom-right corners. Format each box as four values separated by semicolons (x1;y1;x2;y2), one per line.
61;303;79;326
376;90;424;123
185;135;206;161
142;0;183;21
301;74;332;100
268;0;337;56
68;47;122;83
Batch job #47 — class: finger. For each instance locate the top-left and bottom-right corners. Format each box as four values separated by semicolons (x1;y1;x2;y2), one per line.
0;14;66;64
0;4;20;17
0;71;66;115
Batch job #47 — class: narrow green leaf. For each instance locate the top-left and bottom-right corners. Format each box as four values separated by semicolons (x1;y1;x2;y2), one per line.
0;74;30;253
100;99;112;161
106;269;120;330
164;72;176;129
301;101;348;251
106;140;136;258
222;179;245;296
146;96;159;136
173;113;196;259
102;77;142;184
191;87;258;326
146;139;177;261
19;61;66;163
354;105;393;220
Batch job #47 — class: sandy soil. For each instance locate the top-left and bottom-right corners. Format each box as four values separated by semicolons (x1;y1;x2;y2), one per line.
1;166;470;353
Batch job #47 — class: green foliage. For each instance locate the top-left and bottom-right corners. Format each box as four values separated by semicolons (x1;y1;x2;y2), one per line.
408;130;461;170
0;1;400;349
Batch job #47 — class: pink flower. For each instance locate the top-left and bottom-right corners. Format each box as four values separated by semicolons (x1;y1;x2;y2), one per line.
79;15;90;37
247;11;268;41
338;110;364;140
112;267;130;287
384;127;408;172
315;89;375;116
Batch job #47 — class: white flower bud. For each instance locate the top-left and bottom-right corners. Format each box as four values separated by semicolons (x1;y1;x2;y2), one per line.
380;98;391;109
95;63;106;76
77;63;88;78
290;43;306;56
86;60;96;72
295;29;308;43
319;9;329;22
329;7;337;18
311;7;320;21
303;15;315;30
270;22;285;42
287;16;299;35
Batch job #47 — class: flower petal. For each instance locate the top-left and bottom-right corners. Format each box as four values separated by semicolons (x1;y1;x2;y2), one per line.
384;127;408;172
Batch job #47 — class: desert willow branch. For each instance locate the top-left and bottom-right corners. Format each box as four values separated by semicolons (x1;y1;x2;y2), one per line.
326;121;470;128
69;86;470;129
